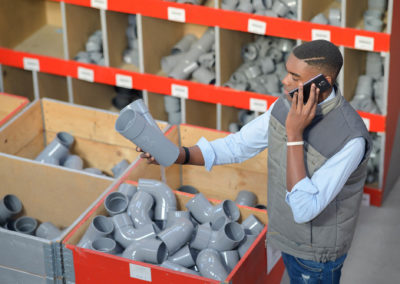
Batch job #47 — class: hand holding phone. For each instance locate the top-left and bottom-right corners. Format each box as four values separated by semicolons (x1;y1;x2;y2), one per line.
289;74;331;104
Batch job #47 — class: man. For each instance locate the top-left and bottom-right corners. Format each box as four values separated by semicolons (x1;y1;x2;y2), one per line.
139;40;371;283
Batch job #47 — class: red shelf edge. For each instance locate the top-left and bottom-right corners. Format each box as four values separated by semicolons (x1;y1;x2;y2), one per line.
364;186;382;206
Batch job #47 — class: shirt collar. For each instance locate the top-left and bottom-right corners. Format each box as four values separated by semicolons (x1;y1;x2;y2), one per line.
319;88;336;106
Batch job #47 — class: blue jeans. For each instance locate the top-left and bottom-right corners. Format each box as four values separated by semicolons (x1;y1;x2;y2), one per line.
281;252;347;284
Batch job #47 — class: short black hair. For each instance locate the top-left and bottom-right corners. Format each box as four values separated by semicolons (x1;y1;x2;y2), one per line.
292;40;343;80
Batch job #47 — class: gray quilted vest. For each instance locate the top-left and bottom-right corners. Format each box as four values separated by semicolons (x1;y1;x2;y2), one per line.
266;88;372;262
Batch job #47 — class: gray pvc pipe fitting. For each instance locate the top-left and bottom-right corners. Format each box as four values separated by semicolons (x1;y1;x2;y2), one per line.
91;237;122;255
208;221;245;251
83;168;103;175
260;56;275;74
311;13;329;25
221;0;239;10
35;132;74;165
164;96;181;113
243;64;262;79
115;109;180;167
161;53;187;75
169;60;199;80
238;233;258;258
165;210;191;229
118;183;137;200
14;216;38;236
192;67;216;85
212;200;240;224
158;217;194;255
138;179;177;221
272;0;289;17
221;250;240;272
128;191;154;227
198;52;215;69
168;111;182;125
196;248;229;281
104;192;129;217
161;260;200;276
123;49;139;66
112;213;156;248
0;194;22;225
77;215;114;248
252;0;266;11
125;99;160;130
235;190;257;207
190;222;212;250
241;214;264;235
63;155;83;170
4;219;16;231
242;43;259;62
111;159;130;178
125;25;137;40
35;222;62;240
177;185;199;194
122;238;168;264
237;1;253;13
171;34;198;54
168;244;198;268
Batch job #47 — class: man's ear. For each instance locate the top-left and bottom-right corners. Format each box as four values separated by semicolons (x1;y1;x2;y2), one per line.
325;75;333;86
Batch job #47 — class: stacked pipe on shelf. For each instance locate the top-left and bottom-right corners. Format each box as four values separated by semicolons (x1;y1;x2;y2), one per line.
77;179;266;281
366;133;382;184
74;30;105;66
123;14;140;67
164;0;206;5
0;194;63;240
363;0;388;32
222;0;297;20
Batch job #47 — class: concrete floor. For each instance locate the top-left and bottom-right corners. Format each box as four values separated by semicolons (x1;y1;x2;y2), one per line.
280;177;400;284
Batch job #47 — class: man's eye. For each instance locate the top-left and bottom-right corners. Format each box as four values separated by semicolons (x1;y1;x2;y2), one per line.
292;77;299;82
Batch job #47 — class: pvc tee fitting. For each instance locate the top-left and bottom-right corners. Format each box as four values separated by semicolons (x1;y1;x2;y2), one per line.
241;214;264;235
115;109;179;167
165;210;192;229
238;233;258;258
35;132;74;165
220;250;240;272
171;34;197;54
118;183;137;200
0;194;22;225
122;238;168;264
138;179;177;221
62;155;84;170
168;244;198;267
124;99;159;130
104;192;129;217
158;217;194;255
90;237;122;255
35;222;62;240
111;159;130;178
14;216;38;236
77;215;114;248
196;248;229;281
128;191;154;227
235;190;257;207
161;260;200;276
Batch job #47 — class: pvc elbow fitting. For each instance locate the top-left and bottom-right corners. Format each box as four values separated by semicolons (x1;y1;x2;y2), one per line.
127;191;154;227
118;183;137;200
238;233;258;258
190;222;212;250
165;210;192;229
77;215;114;248
220;250;240;272
241;214;264;235
111;159;130;178
112;213;157;248
122;238;168;264
161;260;200;276
35;132;74;165
62;154;84;170
115;110;179;167
90;237;122;255
0;194;22;225
168;244;198;268
138;179;177;221
35;222;62;240
171;34;198;54
196;248;229;281
14;216;38;236
104;192;129;217
208;221;245;251
158;217;194;255
235;190;257;207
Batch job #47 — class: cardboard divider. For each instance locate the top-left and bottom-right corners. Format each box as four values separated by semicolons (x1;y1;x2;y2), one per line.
346;0;368;29
343;48;367;101
185;100;217;129
37;72;69;102
0;93;29;127
2;65;35;101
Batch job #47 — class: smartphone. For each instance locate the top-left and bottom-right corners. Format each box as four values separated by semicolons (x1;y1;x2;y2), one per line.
288;74;331;104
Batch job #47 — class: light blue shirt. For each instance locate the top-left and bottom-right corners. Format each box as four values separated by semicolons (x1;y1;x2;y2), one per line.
196;90;366;224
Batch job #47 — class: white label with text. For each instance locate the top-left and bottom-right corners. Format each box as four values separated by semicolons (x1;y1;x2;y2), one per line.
91;0;107;10
23;57;40;71
250;98;267;112
77;67;94;82
362;193;371;206
129;263;152;282
168;7;186;22
355;35;374;51
116;74;133;89
312;29;331;41
362;118;371;131
248;19;267;35
171;84;189;99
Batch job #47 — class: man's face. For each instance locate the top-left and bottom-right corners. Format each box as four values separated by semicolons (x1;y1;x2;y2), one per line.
282;53;322;102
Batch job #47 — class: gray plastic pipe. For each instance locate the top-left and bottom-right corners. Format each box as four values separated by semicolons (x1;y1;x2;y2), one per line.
177;185;199;195
190;222;212;250
220;250;240;272
196;248;229;281
77;215;114;248
124;99;159;130
161;260;200;276
0;194;22;225
208;221;245;251
241;214;264;235
104;192;129;217
138;179;177;221
83;168;104;175
171;34;197;54
165;210;191;229
14;216;38;236
115;109;179;167
192;67;216;85
122;238;168;264
62;155;83;170
158;217;194;255
111;213;156;248
235;190;257;207
91;237;122;255
111;159;130;178
168;244;198;268
128;191;154;227
161;53;187;75
238;233;258;258
35;222;62;240
118;183;137;200
35;132;74;165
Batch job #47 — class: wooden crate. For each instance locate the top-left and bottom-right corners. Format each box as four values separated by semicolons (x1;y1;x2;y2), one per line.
0;98;169;177
0;92;29;127
62;124;285;283
0;152;112;283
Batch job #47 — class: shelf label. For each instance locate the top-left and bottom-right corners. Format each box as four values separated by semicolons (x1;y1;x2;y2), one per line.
248;19;267;35
168;7;186;23
116;74;133;89
355;35;374;51
77;67;94;82
250;98;267;112
129;263;152;282
91;0;107;10
312;29;331;41
23;57;40;71
362;118;371;131
362;193;371;206
171;84;189;99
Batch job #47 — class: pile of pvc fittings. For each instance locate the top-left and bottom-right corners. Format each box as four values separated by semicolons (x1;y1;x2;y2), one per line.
78;179;265;281
123;15;140;67
363;0;387;32
367;134;382;184
228;109;257;133
350;52;384;114
224;36;294;95
222;0;297;19
74;30;105;66
34;131;130;178
310;7;341;26
0;194;63;240
164;0;205;5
